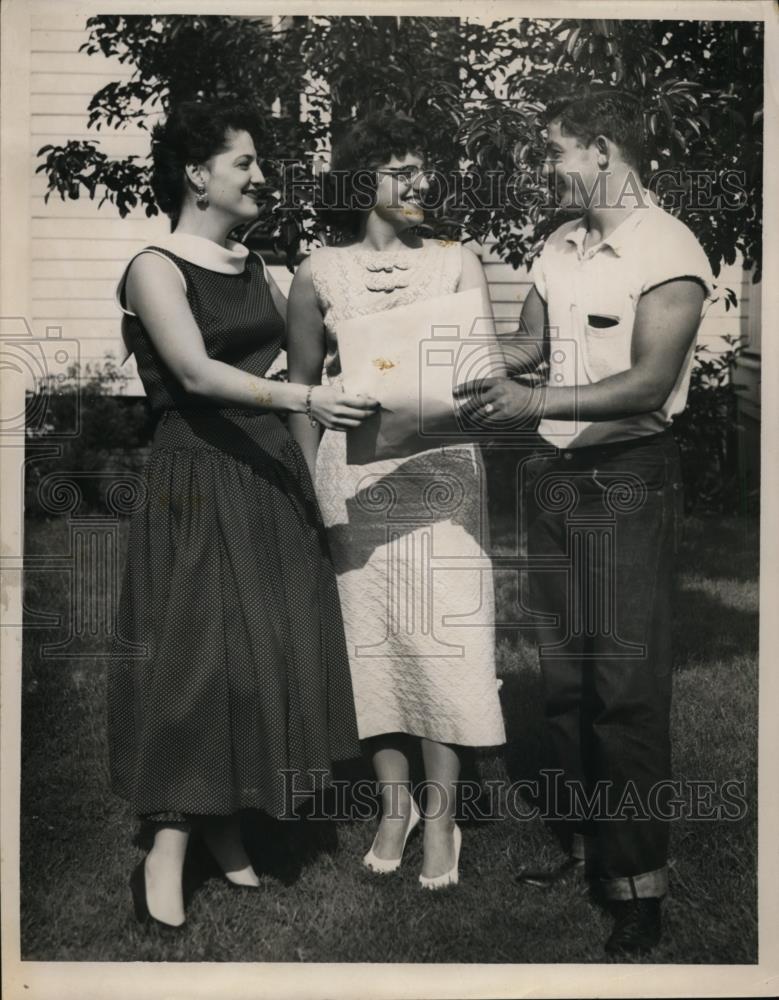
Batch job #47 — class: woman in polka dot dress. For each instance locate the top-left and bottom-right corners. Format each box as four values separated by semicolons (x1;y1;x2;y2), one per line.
108;100;378;929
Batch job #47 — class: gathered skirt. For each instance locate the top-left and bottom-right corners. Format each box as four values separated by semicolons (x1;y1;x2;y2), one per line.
107;408;360;819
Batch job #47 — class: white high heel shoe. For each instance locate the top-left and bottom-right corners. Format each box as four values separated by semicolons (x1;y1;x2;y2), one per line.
419;824;462;890
362;798;421;874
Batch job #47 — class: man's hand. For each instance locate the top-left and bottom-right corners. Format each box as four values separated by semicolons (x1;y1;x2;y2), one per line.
454;376;544;428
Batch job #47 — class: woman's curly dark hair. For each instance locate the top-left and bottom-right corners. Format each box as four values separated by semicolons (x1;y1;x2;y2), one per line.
150;99;265;227
318;110;427;239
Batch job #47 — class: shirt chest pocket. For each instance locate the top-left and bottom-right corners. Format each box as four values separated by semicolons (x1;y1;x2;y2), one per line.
579;293;633;384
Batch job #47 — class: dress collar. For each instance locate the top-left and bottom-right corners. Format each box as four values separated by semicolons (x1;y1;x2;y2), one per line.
161;231;249;274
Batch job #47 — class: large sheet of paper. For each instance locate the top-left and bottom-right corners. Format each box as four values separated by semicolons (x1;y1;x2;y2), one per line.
336;288;506;464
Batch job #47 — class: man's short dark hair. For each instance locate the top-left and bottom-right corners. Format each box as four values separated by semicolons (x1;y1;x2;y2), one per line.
544;89;646;174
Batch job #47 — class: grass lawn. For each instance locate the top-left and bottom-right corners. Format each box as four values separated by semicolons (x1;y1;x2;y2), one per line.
19;510;758;964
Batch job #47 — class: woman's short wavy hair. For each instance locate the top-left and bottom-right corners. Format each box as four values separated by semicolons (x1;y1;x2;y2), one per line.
150;99;265;226
318;110;427;239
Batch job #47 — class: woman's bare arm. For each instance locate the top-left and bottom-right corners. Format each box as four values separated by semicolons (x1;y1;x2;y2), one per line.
126;252;375;428
286;255;378;479
286;257;327;478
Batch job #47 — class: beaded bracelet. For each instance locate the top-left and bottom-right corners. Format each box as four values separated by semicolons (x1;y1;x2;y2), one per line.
304;385;319;428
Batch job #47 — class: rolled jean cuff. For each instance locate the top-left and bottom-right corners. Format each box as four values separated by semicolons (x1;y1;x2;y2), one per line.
600;866;669;900
571;832;591;861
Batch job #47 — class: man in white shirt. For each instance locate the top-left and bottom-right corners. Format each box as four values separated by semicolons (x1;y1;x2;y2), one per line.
476;90;714;956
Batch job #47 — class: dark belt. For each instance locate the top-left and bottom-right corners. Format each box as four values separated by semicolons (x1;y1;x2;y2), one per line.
554;428;674;463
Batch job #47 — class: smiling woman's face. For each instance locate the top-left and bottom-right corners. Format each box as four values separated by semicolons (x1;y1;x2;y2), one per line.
371;152;428;227
197;127;266;223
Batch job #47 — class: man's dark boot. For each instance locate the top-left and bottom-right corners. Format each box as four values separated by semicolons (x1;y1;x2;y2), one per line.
604;898;662;956
514;855;585;888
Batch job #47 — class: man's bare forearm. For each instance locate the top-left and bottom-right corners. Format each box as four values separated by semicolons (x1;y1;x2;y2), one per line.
539;367;669;422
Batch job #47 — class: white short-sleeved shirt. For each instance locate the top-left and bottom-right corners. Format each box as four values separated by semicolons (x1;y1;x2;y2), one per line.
531;199;715;448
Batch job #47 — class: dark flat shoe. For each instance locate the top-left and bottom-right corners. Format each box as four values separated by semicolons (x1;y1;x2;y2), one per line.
129;859;185;933
604;898;662;956
515;856;586;888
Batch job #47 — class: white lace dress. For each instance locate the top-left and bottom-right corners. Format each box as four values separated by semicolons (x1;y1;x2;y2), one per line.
310;240;506;747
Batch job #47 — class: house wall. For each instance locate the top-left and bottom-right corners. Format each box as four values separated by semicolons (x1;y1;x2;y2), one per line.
734;269;762;502
29;9;167;393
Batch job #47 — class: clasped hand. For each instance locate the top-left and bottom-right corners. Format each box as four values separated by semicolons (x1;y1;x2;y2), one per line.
454;376;543;426
309;385;380;430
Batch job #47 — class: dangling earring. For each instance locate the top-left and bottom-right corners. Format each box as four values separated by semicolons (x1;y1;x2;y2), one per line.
195;185;208;209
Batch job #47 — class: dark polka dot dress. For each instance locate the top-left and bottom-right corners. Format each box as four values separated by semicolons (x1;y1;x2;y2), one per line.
107;243;360;822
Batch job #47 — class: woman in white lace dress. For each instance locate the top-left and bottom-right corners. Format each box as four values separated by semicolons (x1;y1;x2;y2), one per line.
287;112;505;888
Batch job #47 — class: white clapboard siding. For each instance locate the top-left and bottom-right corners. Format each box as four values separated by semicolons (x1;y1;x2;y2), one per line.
31;173;157;200
31;50;134;75
32;115;156;137
487;282;530;304
30;11;157;393
480;236;530;327
33;217;165;240
31;92;109;115
746;276;761;355
31;27;105;52
31;194;159;221
490;301;525;321
34;317;127;338
33;279;117;299
32;257;148;280
31;11;89;29
33;299;127;319
31;72;131;94
701;260;752;348
33;237;166;261
268;266;294;297
32;134;150;157
482;262;530;283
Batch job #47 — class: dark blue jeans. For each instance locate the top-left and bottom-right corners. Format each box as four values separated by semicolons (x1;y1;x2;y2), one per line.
526;429;683;899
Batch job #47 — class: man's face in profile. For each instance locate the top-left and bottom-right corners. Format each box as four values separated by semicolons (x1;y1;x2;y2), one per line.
542;120;604;212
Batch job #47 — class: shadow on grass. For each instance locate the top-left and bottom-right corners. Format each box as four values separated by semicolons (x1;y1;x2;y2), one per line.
132;756;378;892
19;513;759;963
677;514;759;583
499;661;546;787
672;581;759;671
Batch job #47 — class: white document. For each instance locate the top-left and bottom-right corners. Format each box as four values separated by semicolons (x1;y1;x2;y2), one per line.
335;288;505;464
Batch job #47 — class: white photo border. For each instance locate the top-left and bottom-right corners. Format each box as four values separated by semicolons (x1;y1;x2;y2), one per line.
2;1;776;996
